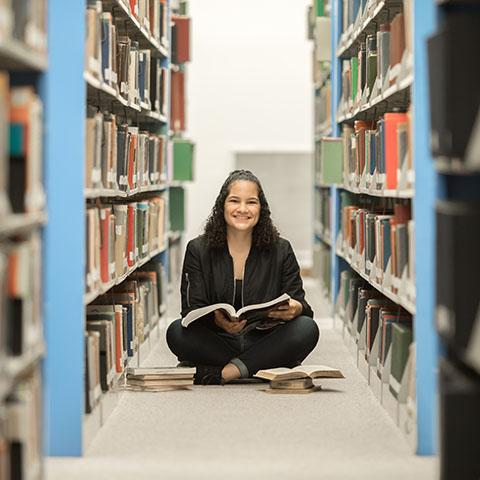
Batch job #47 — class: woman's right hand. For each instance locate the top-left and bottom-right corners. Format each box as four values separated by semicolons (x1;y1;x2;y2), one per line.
214;309;247;334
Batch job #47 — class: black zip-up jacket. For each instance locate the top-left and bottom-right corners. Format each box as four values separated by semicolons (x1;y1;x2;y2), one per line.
180;235;314;322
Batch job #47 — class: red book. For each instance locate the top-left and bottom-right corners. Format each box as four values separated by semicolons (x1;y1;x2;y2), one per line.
384;113;408;189
114;306;123;373
172;15;190;63
127;128;138;190
170;70;185;132
99;207;111;284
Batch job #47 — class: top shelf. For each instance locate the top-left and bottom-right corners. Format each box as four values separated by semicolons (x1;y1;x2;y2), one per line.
336;0;403;59
103;0;169;58
0;39;47;71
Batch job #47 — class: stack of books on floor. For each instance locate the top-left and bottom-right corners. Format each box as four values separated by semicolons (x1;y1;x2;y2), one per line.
125;367;195;391
255;365;344;394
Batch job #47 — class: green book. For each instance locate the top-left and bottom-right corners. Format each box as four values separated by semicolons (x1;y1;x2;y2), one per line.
173;139;195;181
315;0;325;16
320;138;343;184
169;186;185;232
350;57;358;102
389;323;413;398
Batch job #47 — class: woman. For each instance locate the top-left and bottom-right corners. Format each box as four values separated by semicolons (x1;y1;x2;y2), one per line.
166;170;319;385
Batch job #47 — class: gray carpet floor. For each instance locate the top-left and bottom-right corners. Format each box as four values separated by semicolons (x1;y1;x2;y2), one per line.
46;279;438;480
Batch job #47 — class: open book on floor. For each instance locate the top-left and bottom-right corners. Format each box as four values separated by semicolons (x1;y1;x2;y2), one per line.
254;365;344;381
181;293;291;329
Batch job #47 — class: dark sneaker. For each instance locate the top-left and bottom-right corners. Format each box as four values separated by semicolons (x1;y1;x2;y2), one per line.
194;365;224;385
177;360;195;368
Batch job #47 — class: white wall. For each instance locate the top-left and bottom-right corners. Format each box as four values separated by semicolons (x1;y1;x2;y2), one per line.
185;0;314;261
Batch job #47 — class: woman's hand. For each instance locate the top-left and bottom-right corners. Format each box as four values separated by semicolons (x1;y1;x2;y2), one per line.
214;309;247;334
267;299;303;321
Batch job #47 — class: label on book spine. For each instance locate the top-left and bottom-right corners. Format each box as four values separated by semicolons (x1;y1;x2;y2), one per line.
109;262;115;276
92;169;101;184
116;226;123;236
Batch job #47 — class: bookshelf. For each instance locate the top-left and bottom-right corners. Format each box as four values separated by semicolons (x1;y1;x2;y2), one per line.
426;1;480;477
0;0;48;476
44;0;193;456
309;0;437;454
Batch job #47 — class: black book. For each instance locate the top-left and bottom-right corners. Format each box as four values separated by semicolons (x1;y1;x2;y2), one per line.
427;11;480;159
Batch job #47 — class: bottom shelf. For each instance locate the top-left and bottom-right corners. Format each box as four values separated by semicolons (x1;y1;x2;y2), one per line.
82;320;163;452
335;316;417;451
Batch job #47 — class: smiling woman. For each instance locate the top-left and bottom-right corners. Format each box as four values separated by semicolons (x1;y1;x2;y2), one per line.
166;170;319;385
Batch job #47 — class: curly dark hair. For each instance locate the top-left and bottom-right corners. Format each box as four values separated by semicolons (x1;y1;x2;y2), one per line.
204;170;280;249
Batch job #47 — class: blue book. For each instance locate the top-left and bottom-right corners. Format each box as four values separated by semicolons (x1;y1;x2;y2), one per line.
369;131;376;175
139;52;146;103
101;15;110;82
381;218;392;270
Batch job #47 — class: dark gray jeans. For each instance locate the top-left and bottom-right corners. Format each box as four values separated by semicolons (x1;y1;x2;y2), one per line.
166;315;320;378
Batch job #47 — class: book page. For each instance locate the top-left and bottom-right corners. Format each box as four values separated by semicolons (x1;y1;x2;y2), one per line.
292;365;344;378
181;303;236;327
237;293;290;320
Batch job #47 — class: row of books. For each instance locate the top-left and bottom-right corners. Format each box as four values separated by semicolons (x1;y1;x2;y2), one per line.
85;260;167;413
337;268;413;400
0;76;45;215
86;1;168;115
0;233;42;367
314;186;331;242
313;242;331;299
86;197;166;297
0;0;47;54
315;111;413;193
339;10;411;117
342;111;412;191
337;194;414;302
86;107;167;193
0;367;42;480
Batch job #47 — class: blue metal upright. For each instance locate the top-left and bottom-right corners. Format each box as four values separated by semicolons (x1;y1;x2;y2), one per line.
330;0;343;307
412;0;438;455
43;0;86;456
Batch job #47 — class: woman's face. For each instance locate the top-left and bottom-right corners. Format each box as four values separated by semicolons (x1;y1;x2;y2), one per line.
224;180;261;234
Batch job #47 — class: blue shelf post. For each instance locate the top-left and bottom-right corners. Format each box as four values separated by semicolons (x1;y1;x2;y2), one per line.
330;0;342;306
43;0;86;456
413;0;438;455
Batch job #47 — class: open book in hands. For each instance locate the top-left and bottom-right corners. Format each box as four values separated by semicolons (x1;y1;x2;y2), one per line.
180;293;291;331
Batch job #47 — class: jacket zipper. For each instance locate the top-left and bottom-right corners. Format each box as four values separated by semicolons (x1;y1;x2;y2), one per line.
185;272;191;307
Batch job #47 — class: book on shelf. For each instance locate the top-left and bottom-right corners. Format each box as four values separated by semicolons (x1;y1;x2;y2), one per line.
170;69;185;132
439;358;480;480
173;138;194;181
254;365;344;381
181;294;291;330
87;304;125;374
436;200;480;375
314;16;331;62
0;73;9;216
4;367;43;480
171;14;190;64
9;86;45;214
6;234;42;357
427;11;480;161
389;322;413;398
86;318;115;392
85;330;102;413
316;137;343;185
7;0;48;54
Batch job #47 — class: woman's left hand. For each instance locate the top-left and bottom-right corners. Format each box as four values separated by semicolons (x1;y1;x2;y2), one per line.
267;299;303;321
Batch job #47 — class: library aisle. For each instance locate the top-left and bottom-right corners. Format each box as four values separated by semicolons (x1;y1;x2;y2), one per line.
45;278;436;480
